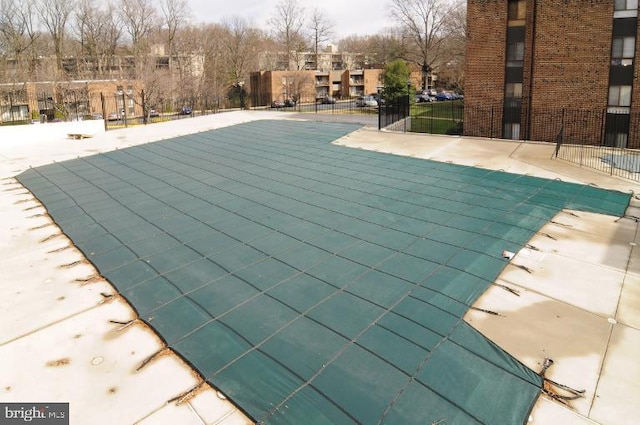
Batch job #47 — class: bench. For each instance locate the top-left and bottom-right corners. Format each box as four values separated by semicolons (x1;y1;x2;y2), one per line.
67;133;93;140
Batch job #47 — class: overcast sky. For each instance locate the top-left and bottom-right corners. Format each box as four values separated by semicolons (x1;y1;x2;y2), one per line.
187;0;394;41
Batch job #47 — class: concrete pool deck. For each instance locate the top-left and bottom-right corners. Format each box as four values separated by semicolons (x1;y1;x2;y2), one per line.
1;111;638;424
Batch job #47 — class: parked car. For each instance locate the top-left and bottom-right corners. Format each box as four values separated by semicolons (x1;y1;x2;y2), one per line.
416;93;435;102
435;92;454;101
91;113;103;120
371;93;385;105
355;96;378;107
284;99;296;107
149;109;160;117
271;100;285;108
180;105;192;115
107;112;120;121
321;96;336;104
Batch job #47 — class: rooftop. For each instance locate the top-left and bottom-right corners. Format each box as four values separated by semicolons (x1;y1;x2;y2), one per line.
1;112;638;424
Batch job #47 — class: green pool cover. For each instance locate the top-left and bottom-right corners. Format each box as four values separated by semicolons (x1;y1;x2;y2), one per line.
17;120;631;424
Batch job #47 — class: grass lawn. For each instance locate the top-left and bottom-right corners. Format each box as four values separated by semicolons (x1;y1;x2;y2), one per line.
411;100;464;134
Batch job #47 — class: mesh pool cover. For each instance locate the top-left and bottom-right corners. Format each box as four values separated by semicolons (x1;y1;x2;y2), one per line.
18;120;631;424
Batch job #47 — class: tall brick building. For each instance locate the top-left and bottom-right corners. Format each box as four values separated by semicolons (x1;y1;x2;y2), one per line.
465;0;640;147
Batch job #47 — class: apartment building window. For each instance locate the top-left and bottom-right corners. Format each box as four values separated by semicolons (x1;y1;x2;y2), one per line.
506;42;525;67
505;83;522;98
508;0;526;25
504;83;523;107
605;112;630;147
614;0;638;17
504;123;520;140
615;0;638;10
612;36;636;65
608;85;632;112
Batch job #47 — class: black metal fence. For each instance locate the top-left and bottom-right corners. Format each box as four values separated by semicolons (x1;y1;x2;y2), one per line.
379;97;410;130
459;104;640;181
5;85;640;181
99;91;224;130
260;97;383;118
0;88;231;128
409;100;464;135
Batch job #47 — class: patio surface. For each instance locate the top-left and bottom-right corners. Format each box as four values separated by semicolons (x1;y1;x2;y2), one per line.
1;112;639;424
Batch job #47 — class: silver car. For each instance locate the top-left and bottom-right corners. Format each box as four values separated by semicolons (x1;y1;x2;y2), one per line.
355;96;378;107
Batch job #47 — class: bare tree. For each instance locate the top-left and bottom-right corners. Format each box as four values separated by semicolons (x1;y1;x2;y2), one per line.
159;0;190;58
389;0;452;89
158;0;189;104
0;0;40;80
200;23;228;106
36;0;76;76
74;0;122;79
219;17;262;85
439;0;466;91
120;0;159;57
269;0;307;70
308;8;333;70
281;70;314;102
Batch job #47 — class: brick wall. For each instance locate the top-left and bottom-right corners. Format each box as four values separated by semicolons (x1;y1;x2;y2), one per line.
464;0;640;145
464;0;507;137
528;0;612;110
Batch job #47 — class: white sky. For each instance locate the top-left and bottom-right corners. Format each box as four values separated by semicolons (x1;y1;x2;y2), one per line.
187;0;394;42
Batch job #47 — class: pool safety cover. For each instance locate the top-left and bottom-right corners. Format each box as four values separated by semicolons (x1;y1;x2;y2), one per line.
17;120;631;424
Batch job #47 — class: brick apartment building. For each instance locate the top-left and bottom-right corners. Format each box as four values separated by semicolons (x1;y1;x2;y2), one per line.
250;69;385;106
0;80;144;123
465;0;640;148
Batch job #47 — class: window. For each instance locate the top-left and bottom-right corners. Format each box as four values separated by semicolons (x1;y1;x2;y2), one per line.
606;132;629;147
505;83;522;107
507;42;525;67
608;85;632;106
612;36;636;65
614;0;638;17
505;83;523;98
615;0;638;11
504;122;520;140
508;0;526;25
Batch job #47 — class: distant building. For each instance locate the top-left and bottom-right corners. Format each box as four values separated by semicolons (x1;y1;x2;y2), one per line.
0;80;144;123
1;43;203;83
257;44;379;73
465;0;640;147
249;69;384;106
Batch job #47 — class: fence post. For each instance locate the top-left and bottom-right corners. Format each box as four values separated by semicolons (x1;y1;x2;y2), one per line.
378;96;381;130
490;106;494;138
100;93;107;132
121;91;127;127
142;90;147;124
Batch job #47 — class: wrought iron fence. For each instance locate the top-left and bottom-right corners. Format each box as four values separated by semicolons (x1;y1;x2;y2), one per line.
0;87;229;128
99;91;223;130
250;93;384;118
5;84;640;182
379;97;410;130
409;100;464;135
460;104;640;181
